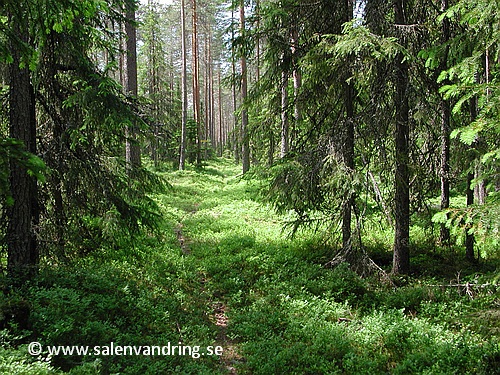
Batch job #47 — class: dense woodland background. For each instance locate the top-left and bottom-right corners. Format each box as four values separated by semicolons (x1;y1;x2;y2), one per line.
0;0;499;373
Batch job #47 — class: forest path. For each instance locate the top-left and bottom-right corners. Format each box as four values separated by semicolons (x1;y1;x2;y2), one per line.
166;160;258;374
174;203;240;373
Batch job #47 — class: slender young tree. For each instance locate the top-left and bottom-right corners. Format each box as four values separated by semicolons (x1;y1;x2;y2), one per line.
218;68;224;156
465;96;477;261
439;0;451;245
240;0;250;173
192;0;202;165
179;0;188;170
144;0;160;166
204;31;211;149
231;6;240;163
291;25;302;146
255;0;261;82
280;69;289;158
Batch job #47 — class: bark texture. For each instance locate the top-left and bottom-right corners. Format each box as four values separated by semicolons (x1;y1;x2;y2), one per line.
392;0;411;275
124;6;141;169
8;19;39;284
240;0;250;174
179;0;188;170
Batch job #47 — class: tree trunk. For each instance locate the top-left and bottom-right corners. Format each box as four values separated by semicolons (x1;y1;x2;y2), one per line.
218;68;223;156
268;129;275;166
124;4;141;170
207;29;215;153
148;0;159;167
232;58;240;163
210;46;215;154
240;0;250;173
7;18;39;285
231;6;240;164
192;0;202;166
369;170;393;226
291;27;301;147
342;85;355;249
392;0;410;275
465;172;475;261
179;0;188;170
280;69;289;158
256;0;261;82
203;30;210;153
341;0;355;250
474;164;487;204
465;96;477;261
439;101;451;244
439;0;451;245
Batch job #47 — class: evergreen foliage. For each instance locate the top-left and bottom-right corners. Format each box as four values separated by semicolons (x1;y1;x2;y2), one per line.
243;0;500;269
1;0;166;263
0;0;499;372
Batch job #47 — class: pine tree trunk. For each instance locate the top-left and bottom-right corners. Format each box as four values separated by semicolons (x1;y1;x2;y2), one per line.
218;68;223;156
179;0;188;170
256;0;261;82
210;47;215;154
124;5;141;170
204;38;209;154
207;29;215;152
392;0;410;275
148;2;159;167
192;0;202;166
7;18;39;285
231;7;240;163
232;57;240;163
240;0;250;173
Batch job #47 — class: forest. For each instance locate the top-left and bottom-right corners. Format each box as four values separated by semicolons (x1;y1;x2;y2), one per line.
0;0;499;373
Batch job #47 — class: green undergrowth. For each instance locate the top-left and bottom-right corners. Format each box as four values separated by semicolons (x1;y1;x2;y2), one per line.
1;158;499;374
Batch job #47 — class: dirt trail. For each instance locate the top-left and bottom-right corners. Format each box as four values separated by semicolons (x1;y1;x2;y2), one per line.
174;204;243;374
211;301;243;374
174;223;191;255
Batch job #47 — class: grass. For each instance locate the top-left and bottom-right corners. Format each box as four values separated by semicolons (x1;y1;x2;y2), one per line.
1;157;499;374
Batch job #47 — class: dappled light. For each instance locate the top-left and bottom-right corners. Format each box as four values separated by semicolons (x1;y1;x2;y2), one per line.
1;0;499;373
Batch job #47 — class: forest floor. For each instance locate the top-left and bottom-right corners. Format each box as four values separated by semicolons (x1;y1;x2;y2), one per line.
1;158;499;374
155;158;500;374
